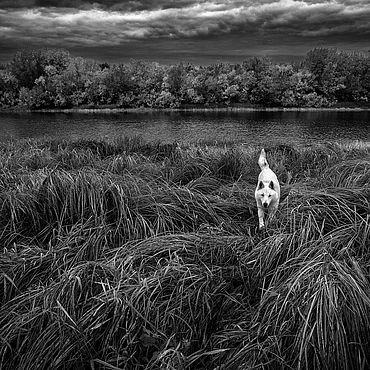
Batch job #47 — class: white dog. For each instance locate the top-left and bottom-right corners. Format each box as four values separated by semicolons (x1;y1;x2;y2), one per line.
255;149;280;229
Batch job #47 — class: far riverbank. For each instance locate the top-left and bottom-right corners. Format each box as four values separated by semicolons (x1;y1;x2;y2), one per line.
4;106;370;114
2;101;370;114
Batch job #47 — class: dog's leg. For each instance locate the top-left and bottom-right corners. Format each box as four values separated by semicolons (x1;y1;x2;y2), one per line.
270;205;278;218
267;204;279;225
257;207;265;229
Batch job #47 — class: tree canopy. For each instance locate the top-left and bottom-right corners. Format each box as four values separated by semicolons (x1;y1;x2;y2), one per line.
1;47;369;109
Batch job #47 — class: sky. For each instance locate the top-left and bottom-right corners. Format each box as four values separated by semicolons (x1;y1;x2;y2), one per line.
0;0;369;65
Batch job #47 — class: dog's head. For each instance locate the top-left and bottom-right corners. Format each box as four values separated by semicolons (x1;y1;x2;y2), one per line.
256;181;277;209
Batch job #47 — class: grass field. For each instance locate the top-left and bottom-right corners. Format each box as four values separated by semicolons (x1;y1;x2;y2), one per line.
1;136;370;369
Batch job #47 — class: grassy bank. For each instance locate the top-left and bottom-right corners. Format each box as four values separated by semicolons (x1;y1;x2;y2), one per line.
0;137;370;369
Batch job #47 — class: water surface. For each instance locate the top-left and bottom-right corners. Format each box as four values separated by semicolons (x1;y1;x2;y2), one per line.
0;110;369;146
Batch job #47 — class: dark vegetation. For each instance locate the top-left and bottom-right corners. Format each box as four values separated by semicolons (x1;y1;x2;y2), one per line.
1;47;370;110
1;136;370;369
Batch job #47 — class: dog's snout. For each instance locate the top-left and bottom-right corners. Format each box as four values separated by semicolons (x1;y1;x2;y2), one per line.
263;202;268;208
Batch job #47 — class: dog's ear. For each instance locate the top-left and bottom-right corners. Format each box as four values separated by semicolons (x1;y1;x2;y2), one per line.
269;181;274;190
258;181;264;189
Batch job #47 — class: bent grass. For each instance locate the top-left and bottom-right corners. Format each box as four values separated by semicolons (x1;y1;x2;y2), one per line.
0;137;370;369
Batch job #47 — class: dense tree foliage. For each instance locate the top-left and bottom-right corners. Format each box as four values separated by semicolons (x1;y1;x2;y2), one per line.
1;47;369;109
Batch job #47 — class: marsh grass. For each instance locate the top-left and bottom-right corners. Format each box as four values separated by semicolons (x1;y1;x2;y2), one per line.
0;136;370;369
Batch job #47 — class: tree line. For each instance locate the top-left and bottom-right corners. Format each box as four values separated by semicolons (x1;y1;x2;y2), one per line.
0;47;369;109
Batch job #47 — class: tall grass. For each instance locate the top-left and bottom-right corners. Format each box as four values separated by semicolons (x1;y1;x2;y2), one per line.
0;137;370;369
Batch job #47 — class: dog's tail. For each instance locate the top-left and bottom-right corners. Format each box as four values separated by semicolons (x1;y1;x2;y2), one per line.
258;149;269;170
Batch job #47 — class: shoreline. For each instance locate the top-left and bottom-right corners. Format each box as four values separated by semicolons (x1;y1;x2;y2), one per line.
2;106;370;114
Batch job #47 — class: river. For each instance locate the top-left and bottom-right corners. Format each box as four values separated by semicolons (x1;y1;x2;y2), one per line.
0;110;369;146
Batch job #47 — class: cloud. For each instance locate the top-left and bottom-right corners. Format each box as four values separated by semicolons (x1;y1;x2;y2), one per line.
0;0;204;10
0;0;369;63
0;0;368;41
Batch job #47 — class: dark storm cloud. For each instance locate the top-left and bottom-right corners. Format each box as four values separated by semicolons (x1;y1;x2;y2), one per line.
0;0;203;10
0;0;369;63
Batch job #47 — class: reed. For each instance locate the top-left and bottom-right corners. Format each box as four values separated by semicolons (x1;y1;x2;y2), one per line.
0;136;370;369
